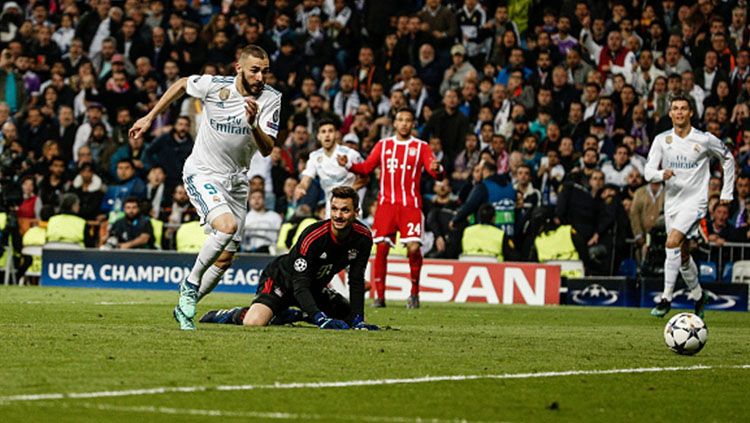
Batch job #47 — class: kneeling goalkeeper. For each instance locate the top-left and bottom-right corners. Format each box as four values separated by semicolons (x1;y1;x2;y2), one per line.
200;186;379;330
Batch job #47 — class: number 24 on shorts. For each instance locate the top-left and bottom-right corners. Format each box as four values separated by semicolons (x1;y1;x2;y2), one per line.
406;222;421;236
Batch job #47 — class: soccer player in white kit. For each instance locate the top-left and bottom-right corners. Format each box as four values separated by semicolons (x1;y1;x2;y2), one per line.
644;94;735;318
294;118;367;217
129;45;281;330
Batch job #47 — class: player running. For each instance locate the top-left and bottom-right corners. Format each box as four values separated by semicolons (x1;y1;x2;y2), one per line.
644;93;735;318
200;186;378;330
337;107;444;308
129;45;281;330
294;118;367;217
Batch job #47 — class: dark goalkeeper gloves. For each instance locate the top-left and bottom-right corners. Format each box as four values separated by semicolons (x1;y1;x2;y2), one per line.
351;314;379;331
313;312;349;330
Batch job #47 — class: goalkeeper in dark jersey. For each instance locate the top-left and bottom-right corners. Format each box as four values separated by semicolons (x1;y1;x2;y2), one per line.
200;186;379;330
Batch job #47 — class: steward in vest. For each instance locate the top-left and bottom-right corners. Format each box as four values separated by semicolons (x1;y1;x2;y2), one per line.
533;216;582;278
461;204;516;261
22;205;55;278
46;194;86;246
276;205;318;252
450;160;517;237
176;220;209;252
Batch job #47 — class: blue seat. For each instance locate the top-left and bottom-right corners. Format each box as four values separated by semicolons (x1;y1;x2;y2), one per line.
697;261;718;283
722;262;733;283
618;258;638;279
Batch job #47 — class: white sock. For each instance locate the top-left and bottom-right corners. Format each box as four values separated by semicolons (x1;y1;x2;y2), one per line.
197;265;227;302
662;247;681;301
680;256;703;300
187;231;234;285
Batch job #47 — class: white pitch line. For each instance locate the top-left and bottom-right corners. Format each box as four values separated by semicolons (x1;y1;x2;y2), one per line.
2;364;749;404
29;402;490;423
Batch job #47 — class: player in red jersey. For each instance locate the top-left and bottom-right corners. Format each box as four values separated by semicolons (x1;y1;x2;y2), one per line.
338;107;444;308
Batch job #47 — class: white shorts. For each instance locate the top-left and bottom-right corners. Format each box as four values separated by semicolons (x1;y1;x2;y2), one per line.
183;173;248;250
665;209;704;239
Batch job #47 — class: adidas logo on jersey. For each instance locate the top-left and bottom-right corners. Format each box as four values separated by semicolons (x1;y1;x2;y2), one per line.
320;252;327;259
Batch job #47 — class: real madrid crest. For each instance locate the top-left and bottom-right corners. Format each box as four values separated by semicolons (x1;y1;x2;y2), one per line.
219;87;230;101
693;143;701;153
665;135;672;144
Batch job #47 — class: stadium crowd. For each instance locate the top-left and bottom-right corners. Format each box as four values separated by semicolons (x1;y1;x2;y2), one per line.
1;0;750;277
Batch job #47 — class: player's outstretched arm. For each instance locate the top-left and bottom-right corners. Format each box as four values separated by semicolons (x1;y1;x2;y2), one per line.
129;77;188;140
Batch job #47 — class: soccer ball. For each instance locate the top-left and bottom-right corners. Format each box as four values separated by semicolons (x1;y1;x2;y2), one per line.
663;312;708;355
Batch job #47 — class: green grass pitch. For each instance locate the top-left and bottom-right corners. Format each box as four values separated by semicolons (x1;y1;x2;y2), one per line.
1;286;749;422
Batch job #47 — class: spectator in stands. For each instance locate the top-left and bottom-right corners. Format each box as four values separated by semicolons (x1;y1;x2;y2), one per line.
70;162;104;221
425;179;460;259
145;166;168;220
110;134;146;181
143;116;193;190
423;89;470;160
630;181;665;258
17;176;41;220
602;145;643;188
104;196;154;250
242;189;282;254
451;160;516;237
38;156;68;208
101;159;146;216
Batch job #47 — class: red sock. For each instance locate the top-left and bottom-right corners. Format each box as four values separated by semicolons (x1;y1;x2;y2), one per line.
408;249;423;297
374;243;390;300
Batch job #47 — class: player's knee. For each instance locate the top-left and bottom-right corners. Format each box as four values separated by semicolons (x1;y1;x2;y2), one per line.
212;215;238;235
406;242;420;254
214;252;235;270
242;313;269;326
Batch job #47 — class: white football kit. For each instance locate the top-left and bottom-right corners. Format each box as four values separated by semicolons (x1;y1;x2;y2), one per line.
301;145;363;217
182;75;281;248
645;127;734;236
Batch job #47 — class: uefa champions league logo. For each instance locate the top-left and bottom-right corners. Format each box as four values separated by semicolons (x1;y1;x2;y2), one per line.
571;284;619;306
650;289;739;310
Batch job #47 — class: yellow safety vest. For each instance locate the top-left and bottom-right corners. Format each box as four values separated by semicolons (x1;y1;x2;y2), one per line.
291;218;318;247
276;222;295;251
535;225;580;261
150;219;164;249
462;224;505;261
176;221;209;252
0;212;8;268
46;214;86;246
22;226;46;274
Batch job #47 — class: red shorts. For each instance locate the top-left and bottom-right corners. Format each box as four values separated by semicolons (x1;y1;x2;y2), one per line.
372;203;424;245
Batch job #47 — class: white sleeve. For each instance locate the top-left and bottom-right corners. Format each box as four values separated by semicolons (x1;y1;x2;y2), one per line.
300;153;318;179
707;133;735;201
186;75;213;101
644;136;665;182
258;93;281;138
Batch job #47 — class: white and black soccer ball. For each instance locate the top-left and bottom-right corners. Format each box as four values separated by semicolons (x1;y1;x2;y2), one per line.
663;312;708;355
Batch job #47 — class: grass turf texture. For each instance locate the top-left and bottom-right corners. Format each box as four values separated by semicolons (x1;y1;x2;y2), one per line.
1;286;749;422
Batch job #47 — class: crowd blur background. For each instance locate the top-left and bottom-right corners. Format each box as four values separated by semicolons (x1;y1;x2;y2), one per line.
1;0;750;278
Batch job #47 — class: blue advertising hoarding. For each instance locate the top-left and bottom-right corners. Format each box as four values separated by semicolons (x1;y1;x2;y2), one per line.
565;277;639;307
41;248;273;294
640;278;749;312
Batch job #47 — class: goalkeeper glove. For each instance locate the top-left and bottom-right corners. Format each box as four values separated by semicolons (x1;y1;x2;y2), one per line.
351;314;379;331
313;312;349;330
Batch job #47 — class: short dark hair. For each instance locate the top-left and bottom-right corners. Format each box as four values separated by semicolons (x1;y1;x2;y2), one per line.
395;106;416;118
124;196;140;206
670;93;694;113
240;44;269;60
331;186;359;208
318;118;338;130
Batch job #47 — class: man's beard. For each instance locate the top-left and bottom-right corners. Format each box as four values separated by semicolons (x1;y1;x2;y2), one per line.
241;72;262;96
